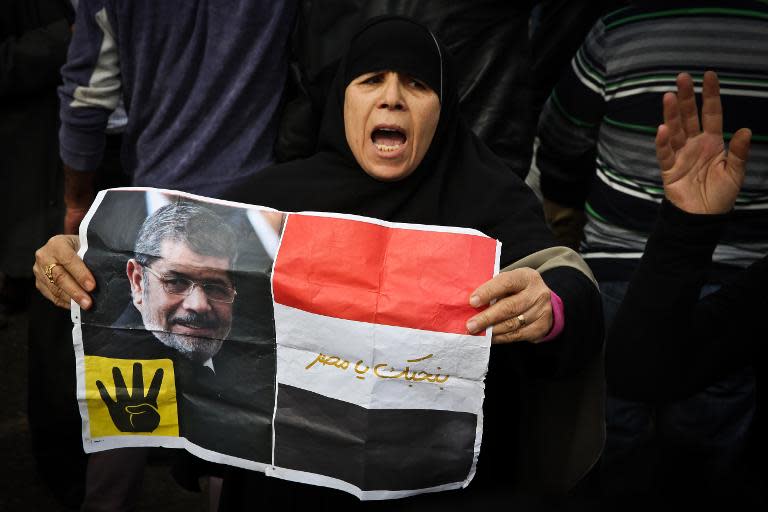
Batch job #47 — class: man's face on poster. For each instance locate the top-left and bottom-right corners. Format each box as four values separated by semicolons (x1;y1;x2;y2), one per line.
127;239;235;363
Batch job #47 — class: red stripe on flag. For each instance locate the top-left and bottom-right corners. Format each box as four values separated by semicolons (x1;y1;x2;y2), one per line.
272;214;497;335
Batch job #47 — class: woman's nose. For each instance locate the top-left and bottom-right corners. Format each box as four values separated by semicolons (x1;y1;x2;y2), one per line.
378;73;405;110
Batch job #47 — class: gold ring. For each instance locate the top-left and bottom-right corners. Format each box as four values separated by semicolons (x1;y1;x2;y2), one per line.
44;263;59;284
517;314;526;328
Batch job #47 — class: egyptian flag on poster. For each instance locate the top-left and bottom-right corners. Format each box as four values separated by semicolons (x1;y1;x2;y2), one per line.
267;212;501;500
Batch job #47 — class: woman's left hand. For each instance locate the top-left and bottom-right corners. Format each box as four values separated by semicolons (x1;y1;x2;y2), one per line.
466;267;553;343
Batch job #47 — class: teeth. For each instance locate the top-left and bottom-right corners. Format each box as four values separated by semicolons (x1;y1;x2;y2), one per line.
376;143;401;152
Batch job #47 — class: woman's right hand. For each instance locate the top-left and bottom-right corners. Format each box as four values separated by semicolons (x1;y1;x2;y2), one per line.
33;234;95;310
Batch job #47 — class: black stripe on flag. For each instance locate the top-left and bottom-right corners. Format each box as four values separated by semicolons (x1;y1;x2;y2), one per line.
274;384;478;491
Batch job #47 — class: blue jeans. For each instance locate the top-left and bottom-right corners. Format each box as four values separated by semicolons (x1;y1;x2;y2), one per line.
600;281;755;497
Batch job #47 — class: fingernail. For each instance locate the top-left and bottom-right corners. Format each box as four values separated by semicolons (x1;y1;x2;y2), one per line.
469;295;481;307
466;319;478;333
84;279;95;290
81;297;91;309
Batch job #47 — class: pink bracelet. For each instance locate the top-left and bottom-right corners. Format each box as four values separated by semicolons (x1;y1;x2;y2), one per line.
540;290;565;342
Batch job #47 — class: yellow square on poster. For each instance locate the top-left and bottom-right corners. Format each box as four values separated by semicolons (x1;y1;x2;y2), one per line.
85;356;179;438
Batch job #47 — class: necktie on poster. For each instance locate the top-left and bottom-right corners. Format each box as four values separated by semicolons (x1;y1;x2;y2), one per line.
71;187;500;500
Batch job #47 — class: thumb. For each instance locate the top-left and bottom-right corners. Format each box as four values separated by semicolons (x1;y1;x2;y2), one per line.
125;403;159;415
726;128;751;188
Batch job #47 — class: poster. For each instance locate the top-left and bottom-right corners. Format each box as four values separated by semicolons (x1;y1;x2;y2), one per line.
72;188;500;499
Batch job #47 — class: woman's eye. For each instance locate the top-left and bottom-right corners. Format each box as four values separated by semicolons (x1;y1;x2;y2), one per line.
362;75;383;85
408;79;426;90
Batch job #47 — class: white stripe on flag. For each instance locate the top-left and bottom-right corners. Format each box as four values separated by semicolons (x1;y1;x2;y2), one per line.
274;303;490;415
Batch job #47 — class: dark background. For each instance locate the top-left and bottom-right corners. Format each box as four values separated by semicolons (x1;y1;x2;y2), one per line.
0;307;208;511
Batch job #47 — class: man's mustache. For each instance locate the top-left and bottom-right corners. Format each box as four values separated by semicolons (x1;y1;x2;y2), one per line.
170;312;219;330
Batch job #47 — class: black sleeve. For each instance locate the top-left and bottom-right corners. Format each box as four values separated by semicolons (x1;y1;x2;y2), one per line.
607;200;765;402
524;265;605;378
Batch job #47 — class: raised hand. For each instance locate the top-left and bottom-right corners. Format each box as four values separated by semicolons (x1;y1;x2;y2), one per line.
96;362;164;433
656;71;751;214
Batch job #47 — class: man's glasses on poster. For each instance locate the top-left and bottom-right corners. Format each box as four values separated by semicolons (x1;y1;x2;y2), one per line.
142;266;237;303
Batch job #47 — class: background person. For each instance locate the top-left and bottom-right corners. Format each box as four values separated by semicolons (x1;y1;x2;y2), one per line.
59;0;298;234
607;71;764;505
533;1;768;499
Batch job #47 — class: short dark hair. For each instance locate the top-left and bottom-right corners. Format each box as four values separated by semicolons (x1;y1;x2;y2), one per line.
134;202;238;268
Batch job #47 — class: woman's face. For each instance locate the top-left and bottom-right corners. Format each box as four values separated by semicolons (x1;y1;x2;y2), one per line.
344;71;440;181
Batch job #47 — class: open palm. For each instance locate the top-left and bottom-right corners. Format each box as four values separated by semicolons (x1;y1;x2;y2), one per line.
656;71;751;214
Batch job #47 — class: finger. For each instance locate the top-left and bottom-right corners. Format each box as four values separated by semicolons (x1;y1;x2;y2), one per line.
467;290;534;334
34;235;94;309
132;362;144;400
662;92;686;151
33;265;73;309
468;275;551;335
60;236;96;292
146;368;164;403
489;289;551;336
469;268;532;308
656;124;676;172
36;258;93;310
54;234;96;292
112;367;129;402
701;71;723;136
726;127;752;187
492;312;528;338
488;309;528;337
676;73;701;137
96;380;115;406
125;404;159;415
491;314;551;344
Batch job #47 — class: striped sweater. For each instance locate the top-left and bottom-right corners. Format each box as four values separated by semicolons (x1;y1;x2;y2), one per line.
536;0;768;280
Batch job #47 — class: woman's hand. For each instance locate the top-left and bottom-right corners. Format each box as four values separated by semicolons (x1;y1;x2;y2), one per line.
33;235;95;310
466;267;553;343
656;71;751;214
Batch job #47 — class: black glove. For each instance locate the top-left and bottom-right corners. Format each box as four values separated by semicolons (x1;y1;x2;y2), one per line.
96;362;164;432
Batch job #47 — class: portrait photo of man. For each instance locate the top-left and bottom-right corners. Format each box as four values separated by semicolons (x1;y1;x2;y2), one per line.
79;190;277;464
125;202;238;366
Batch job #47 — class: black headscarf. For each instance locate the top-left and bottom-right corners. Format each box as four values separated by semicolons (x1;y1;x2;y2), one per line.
227;16;554;266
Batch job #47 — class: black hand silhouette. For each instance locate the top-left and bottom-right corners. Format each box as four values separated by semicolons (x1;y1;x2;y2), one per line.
96;362;164;432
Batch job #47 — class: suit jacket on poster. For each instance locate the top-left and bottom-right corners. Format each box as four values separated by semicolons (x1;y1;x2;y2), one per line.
82;305;274;464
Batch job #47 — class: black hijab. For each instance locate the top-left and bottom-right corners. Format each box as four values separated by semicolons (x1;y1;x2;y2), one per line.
228;16;554;266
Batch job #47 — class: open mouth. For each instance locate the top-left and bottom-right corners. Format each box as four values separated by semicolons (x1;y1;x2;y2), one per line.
371;126;407;152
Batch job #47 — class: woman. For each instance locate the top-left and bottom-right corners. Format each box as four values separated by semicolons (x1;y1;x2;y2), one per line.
33;16;603;508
